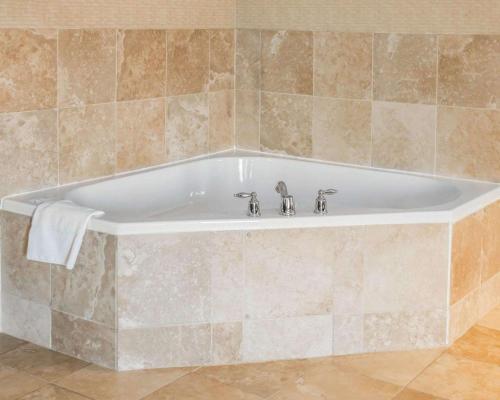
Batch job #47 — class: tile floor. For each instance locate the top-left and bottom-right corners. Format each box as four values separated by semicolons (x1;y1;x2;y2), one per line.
0;305;498;400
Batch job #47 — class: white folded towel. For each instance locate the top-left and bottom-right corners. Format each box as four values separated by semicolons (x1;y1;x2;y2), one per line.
27;200;104;269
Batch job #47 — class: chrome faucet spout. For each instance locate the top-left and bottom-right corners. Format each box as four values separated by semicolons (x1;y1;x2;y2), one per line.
275;181;289;197
275;181;295;216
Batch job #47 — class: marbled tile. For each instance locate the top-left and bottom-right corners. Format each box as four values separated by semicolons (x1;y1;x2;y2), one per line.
212;322;243;364
117;29;166;101
245;229;333;319
0;29;56;112
0;333;25;355
58;29;116;108
447;325;500;365
17;385;90;400
167;30;209;96
118;324;211;370
372;101;436;173
438;35;500;109
260;92;312;156
261;30;313;95
209;30;234;91
2;293;51;347
235;90;259;150
116;98;166;172
436;106;500;182
449;289;480;343
481;201;500;282
235;30;260;90
58;103;115;183
242;315;333;362
51;231;116;327
166;93;209;161
209;90;234;152
0;110;57;197
52;310;115;369
364;309;447;352
333;314;364;356
314;32;372;99
312;98;371;165
1;212;50;304
374;34;437;104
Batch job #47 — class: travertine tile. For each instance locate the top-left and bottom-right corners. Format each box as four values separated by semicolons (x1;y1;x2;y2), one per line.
17;385;90;400
166;93;209;161
58;103;115;184
209;90;234;152
261;30;313;95
479;271;500;318
0;333;25;355
51;231;116;327
58;29;116;108
116;98;166;172
235;29;260;90
0;29;56;112
314;32;372;99
235;90;260;150
447;325;500;365
437;106;500;182
0;110;57;197
373;34;437;104
260;92;312;156
449;289;480;343
438;35;500;109
478;304;500;331
333;314;364;355
167;30;209;96
212;322;243;364
481;201;500;282
372;101;436;173
312;98;371;165
209;30;235;91
52;311;115;369
0;369;46;400
1;212;50;304
117;29;166;101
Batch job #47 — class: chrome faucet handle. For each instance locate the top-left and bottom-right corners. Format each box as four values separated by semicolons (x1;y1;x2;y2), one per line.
234;192;261;217
314;188;337;215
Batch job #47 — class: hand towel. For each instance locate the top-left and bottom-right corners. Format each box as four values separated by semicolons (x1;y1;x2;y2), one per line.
27;200;104;269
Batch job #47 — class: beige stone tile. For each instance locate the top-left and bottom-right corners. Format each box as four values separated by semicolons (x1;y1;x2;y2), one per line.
167;30;209;96
261;30;313;95
235;90;260;150
58;29;116;108
333;314;364;355
408;352;500;400
449;289;480;343
51;311;115;369
477;304;500;331
17;385;91;400
373;34;437;104
0;369;47;400
436;106;500;182
209;30;234;91
446;325;500;365
333;348;444;387
116;99;166;172
0;29;56;112
312;97;371;165
0;364;17;381
0;333;25;355
1;213;50;304
260;92;312;156
314;32;372;99
0;110;57;197
51;231;116;327
166;93;209;161
57;364;194;400
209;90;234;152
372;101;436;173
212;322;243;364
392;388;447;400
438;35;500;109
481;201;500;282
117;29;166;101
118;324;211;370
58;103;115;184
235;30;260;90
0;343;88;382
478;271;500;318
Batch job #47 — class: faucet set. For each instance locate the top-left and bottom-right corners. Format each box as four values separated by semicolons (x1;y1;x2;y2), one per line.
234;181;337;218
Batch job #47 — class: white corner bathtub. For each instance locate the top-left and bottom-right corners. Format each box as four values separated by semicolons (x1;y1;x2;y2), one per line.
2;151;500;235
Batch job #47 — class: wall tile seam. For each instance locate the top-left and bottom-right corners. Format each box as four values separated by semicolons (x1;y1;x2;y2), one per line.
0;289;51;308
50;308;117;330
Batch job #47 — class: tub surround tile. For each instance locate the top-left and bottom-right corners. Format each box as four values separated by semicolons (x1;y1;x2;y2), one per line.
235;90;260;150
312;98;371;165
314;32;372;100
260;92;312;157
116;98;166;172
449;289;481;343
481;201;500;282
261;30;313;95
333;314;364;356
235;30;260;90
479;271;500;318
373;34;437;105
212;322;243;364
167;30;209;96
0;29;57;112
58;29;116;108
0;110;57;198
209;30;235;91
372;101;436;173
58;103;116;184
478;304;500;331
209;90;234;152
438;35;500;109
117;29;166;101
